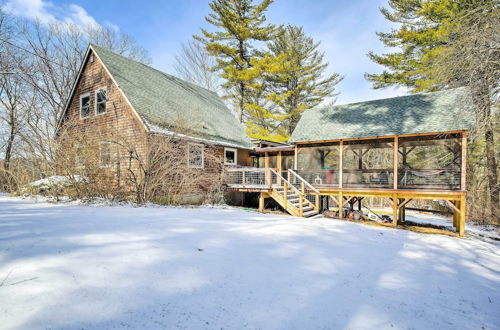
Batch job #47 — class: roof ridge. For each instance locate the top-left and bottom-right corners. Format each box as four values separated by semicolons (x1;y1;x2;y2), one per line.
327;87;468;109
89;43;220;97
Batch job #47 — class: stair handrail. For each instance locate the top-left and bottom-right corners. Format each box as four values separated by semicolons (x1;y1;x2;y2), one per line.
268;168;304;197
288;169;321;194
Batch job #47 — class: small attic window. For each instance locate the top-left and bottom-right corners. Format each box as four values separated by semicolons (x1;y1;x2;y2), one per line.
89;55;94;63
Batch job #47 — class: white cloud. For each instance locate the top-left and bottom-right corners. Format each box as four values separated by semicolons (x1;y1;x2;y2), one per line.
3;0;106;29
3;0;56;24
64;4;99;27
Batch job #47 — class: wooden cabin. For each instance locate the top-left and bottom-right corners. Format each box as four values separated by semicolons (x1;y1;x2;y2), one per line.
225;88;474;236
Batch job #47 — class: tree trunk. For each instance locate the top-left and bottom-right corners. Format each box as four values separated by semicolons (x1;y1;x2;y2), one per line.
3;125;15;171
475;88;499;223
239;82;245;123
484;122;499;222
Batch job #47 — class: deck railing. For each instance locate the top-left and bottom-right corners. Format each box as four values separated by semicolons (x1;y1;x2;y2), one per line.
288;169;321;209
295;169;339;188
225;167;271;188
398;168;460;190
225;167;462;191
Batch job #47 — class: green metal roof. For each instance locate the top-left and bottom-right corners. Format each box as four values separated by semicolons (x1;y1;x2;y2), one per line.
290;88;475;143
91;44;253;149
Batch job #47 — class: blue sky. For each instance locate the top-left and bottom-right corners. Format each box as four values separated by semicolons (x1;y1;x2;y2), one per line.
4;0;407;104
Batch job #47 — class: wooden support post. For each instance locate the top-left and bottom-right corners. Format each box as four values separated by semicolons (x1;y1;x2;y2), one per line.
259;192;265;212
393;137;399;190
459;194;466;237
339;192;344;219
452;200;459;229
301;182;305;194
392;194;398;226
315;194;320;211
277;151;282;173
339;141;343;188
283;181;288;211
242;170;246;186
264;153;271;187
299;195;304;217
277;151;282;185
397;199;403;222
294;145;298;171
265;169;271;188
358;148;363;169
461;132;467;191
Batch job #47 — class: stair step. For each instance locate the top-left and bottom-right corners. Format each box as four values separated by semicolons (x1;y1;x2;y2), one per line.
303;210;319;217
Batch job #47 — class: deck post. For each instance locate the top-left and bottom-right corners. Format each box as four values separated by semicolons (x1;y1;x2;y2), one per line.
459;194;466;237
397;199;403;222
393;137;399;189
277;151;282;173
315;194;320;211
299;195;304;216
392;194;398;226
339;192;344;219
283;181;288;211
277;151;282;185
259;192;265;212
461;132;467;191
294;145;298;170
339;141;343;188
453;200;458;229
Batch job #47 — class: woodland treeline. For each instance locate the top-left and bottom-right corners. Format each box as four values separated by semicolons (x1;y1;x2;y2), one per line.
0;0;498;223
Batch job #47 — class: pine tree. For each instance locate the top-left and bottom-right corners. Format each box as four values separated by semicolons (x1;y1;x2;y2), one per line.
266;25;343;136
195;0;276;123
365;0;491;92
366;0;499;221
244;53;291;142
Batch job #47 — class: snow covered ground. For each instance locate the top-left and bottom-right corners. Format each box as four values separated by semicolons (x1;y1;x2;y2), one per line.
0;195;499;330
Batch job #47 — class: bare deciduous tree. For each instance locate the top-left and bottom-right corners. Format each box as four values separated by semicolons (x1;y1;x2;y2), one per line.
432;5;499;223
174;40;221;93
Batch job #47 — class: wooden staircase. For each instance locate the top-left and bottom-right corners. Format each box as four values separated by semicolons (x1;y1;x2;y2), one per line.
268;169;320;218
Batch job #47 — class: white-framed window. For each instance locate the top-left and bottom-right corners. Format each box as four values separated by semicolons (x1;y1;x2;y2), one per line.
95;88;107;115
224;147;237;165
99;141;113;168
80;93;90;119
187;143;204;168
75;145;85;168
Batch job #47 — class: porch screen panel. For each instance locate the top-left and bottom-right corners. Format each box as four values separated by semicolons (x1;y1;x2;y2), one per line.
398;134;461;190
297;144;339;187
343;139;394;189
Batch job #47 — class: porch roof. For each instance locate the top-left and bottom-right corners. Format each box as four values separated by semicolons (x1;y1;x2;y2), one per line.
290;88;474;143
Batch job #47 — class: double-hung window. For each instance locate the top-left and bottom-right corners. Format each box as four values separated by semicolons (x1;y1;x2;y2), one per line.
95;88;107;115
99;141;113;168
224;147;237;165
188;143;204;168
80;93;90;118
75;145;85;168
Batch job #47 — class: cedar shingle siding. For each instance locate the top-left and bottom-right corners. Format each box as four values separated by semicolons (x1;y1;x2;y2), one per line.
58;45;253;195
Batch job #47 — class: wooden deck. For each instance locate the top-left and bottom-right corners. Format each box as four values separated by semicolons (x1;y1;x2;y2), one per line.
225;167;467;236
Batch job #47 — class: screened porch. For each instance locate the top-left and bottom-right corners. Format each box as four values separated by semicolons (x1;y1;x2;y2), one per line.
238;132;466;192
